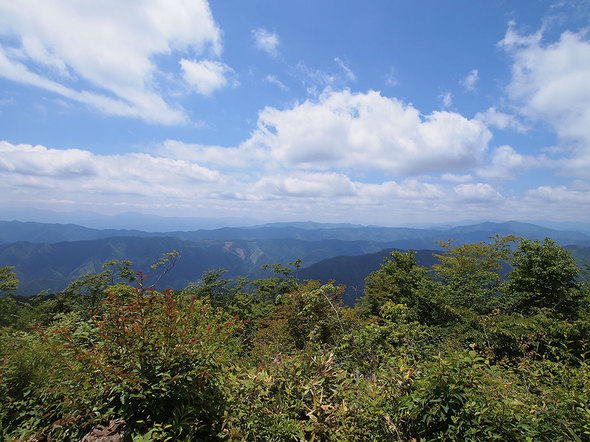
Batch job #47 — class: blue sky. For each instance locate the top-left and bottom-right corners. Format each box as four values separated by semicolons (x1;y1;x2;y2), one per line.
1;0;589;226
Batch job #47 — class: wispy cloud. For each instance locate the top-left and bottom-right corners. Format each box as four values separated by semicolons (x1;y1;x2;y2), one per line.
0;0;225;124
334;57;355;81
252;28;280;56
439;91;452;108
0;49;186;124
461;69;479;92
265;75;289;91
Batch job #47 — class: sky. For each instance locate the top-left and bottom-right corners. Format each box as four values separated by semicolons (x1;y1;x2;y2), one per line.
1;0;590;226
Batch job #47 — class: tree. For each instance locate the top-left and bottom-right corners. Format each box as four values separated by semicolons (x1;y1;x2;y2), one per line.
0;266;18;296
361;251;438;322
432;235;517;313
505;238;583;317
253;281;347;356
0;266;21;327
250;260;302;303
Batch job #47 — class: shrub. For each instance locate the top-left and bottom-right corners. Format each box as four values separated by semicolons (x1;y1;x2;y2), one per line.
0;274;243;440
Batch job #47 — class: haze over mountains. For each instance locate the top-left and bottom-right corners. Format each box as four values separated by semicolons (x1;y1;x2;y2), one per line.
2;218;590;247
0;208;260;232
1;215;590;301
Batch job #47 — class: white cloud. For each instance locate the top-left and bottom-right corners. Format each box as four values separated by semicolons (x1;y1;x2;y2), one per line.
248;89;492;175
500;25;590;177
159;139;264;169
4;137;588;224
0;141;220;205
520;182;590;219
256;172;356;198
453;183;503;203
20;36;70;76
461;69;479;92
556;151;590;178
359;180;444;201
439;91;452;108
252;28;279;56
384;67;399;87
442;173;473;183
0;0;224;123
475;107;528;133
293;62;337;95
477;145;538;180
501;27;590;140
265;75;289;91
334;57;355;81
0;49;186;124
526;183;590;204
180;59;237;96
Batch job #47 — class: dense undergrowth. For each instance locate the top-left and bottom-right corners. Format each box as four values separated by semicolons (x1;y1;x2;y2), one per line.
0;237;589;440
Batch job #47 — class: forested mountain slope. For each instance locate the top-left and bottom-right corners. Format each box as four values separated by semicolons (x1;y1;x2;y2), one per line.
2;220;590;297
0;236;394;296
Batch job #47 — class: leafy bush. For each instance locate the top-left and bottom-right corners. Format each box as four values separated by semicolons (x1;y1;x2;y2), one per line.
1;238;588;441
222;350;404;441
0;274;242;440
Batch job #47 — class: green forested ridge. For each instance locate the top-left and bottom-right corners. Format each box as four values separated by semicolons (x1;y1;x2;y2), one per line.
3;219;590;300
0;237;399;297
0;237;589;441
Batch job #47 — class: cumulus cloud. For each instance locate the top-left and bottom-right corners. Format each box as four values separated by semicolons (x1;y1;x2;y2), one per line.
0;141;220;205
453;183;503;203
461;69;479;92
248;89;492;175
0;0;226;123
500;24;590;177
180;59;237;96
252;28;279;56
500;26;590;139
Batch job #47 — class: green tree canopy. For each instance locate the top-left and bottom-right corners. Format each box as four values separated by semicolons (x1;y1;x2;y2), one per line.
361;251;443;323
505;237;583;317
432;235;517;313
0;266;18;296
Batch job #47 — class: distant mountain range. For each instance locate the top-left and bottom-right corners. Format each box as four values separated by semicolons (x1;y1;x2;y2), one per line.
0;208;260;231
4;207;590;234
1;220;589;299
2;220;590;247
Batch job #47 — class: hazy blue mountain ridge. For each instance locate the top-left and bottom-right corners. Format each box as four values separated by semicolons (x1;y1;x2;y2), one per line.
2;220;590;247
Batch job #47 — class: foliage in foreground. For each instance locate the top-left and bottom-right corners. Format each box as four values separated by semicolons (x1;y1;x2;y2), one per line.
0;237;589;441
